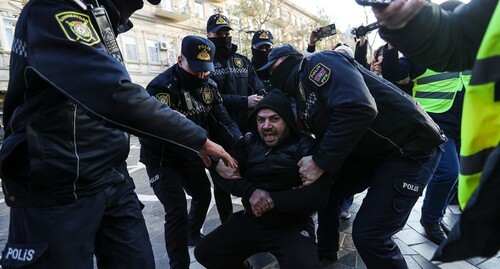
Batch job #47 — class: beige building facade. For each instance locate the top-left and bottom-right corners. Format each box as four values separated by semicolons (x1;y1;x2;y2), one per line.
0;0;319;107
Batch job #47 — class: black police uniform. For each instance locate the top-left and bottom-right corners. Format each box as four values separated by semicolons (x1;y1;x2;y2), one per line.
195;90;330;269
0;0;209;268
140;64;241;269
268;48;445;268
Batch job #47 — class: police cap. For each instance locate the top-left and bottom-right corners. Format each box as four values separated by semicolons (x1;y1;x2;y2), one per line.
181;35;215;72
206;14;233;33
257;44;302;72
252;30;274;48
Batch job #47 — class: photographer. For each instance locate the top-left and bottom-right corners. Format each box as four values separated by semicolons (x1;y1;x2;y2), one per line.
303;24;337;57
351;23;380;69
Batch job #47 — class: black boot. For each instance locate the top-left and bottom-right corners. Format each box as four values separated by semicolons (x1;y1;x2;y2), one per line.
420;219;447;244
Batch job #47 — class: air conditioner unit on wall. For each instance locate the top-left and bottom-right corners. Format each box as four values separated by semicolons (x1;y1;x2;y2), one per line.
159;41;168;50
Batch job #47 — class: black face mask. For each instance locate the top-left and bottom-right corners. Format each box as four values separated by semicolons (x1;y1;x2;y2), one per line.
177;66;207;90
269;54;302;95
252;48;269;66
209;37;233;59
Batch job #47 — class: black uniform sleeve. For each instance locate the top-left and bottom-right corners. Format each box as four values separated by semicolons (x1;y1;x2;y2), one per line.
219;93;248;111
247;62;265;95
209;92;242;148
245;59;265;95
26;1;207;152
379;0;495;71
216;56;264;111
146;71;170;96
269;173;331;213
307;53;378;174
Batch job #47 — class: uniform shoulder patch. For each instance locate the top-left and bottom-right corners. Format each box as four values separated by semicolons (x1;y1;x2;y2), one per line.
156;93;171;107
55;12;100;46
233;57;244;68
201;87;214;105
308;63;331;87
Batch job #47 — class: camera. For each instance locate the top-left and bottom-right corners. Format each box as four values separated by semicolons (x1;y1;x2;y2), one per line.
316;24;337;40
350;22;380;38
355;0;392;6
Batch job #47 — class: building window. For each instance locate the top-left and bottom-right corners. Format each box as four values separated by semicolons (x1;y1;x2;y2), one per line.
194;0;204;18
179;0;189;15
1;17;16;50
167;46;177;67
161;0;173;11
209;5;218;15
146;40;161;63
122;36;139;61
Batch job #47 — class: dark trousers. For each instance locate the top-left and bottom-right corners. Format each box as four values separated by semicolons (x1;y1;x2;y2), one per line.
1;178;154;269
421;137;460;223
146;163;211;269
195;211;320;269
317;149;440;269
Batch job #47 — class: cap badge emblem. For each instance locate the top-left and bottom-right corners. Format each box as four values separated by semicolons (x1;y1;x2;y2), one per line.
259;32;269;39
216;15;227;25
197;44;211;61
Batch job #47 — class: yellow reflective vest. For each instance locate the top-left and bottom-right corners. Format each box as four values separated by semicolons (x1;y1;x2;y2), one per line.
413;69;470;113
458;2;500;209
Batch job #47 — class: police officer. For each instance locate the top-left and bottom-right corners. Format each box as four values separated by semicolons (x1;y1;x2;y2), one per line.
206;13;265;222
251;30;274;89
258;44;444;269
140;36;241;269
0;1;236;268
381;40;468;246
377;1;467;245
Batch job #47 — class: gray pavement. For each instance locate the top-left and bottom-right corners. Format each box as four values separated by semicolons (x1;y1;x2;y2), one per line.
0;136;498;268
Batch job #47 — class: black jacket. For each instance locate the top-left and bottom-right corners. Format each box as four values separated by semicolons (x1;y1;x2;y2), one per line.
293;51;445;175
0;0;207;207
140;65;241;166
214;90;330;224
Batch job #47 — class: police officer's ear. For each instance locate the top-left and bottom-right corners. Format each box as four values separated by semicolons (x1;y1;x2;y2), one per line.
177;55;183;66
